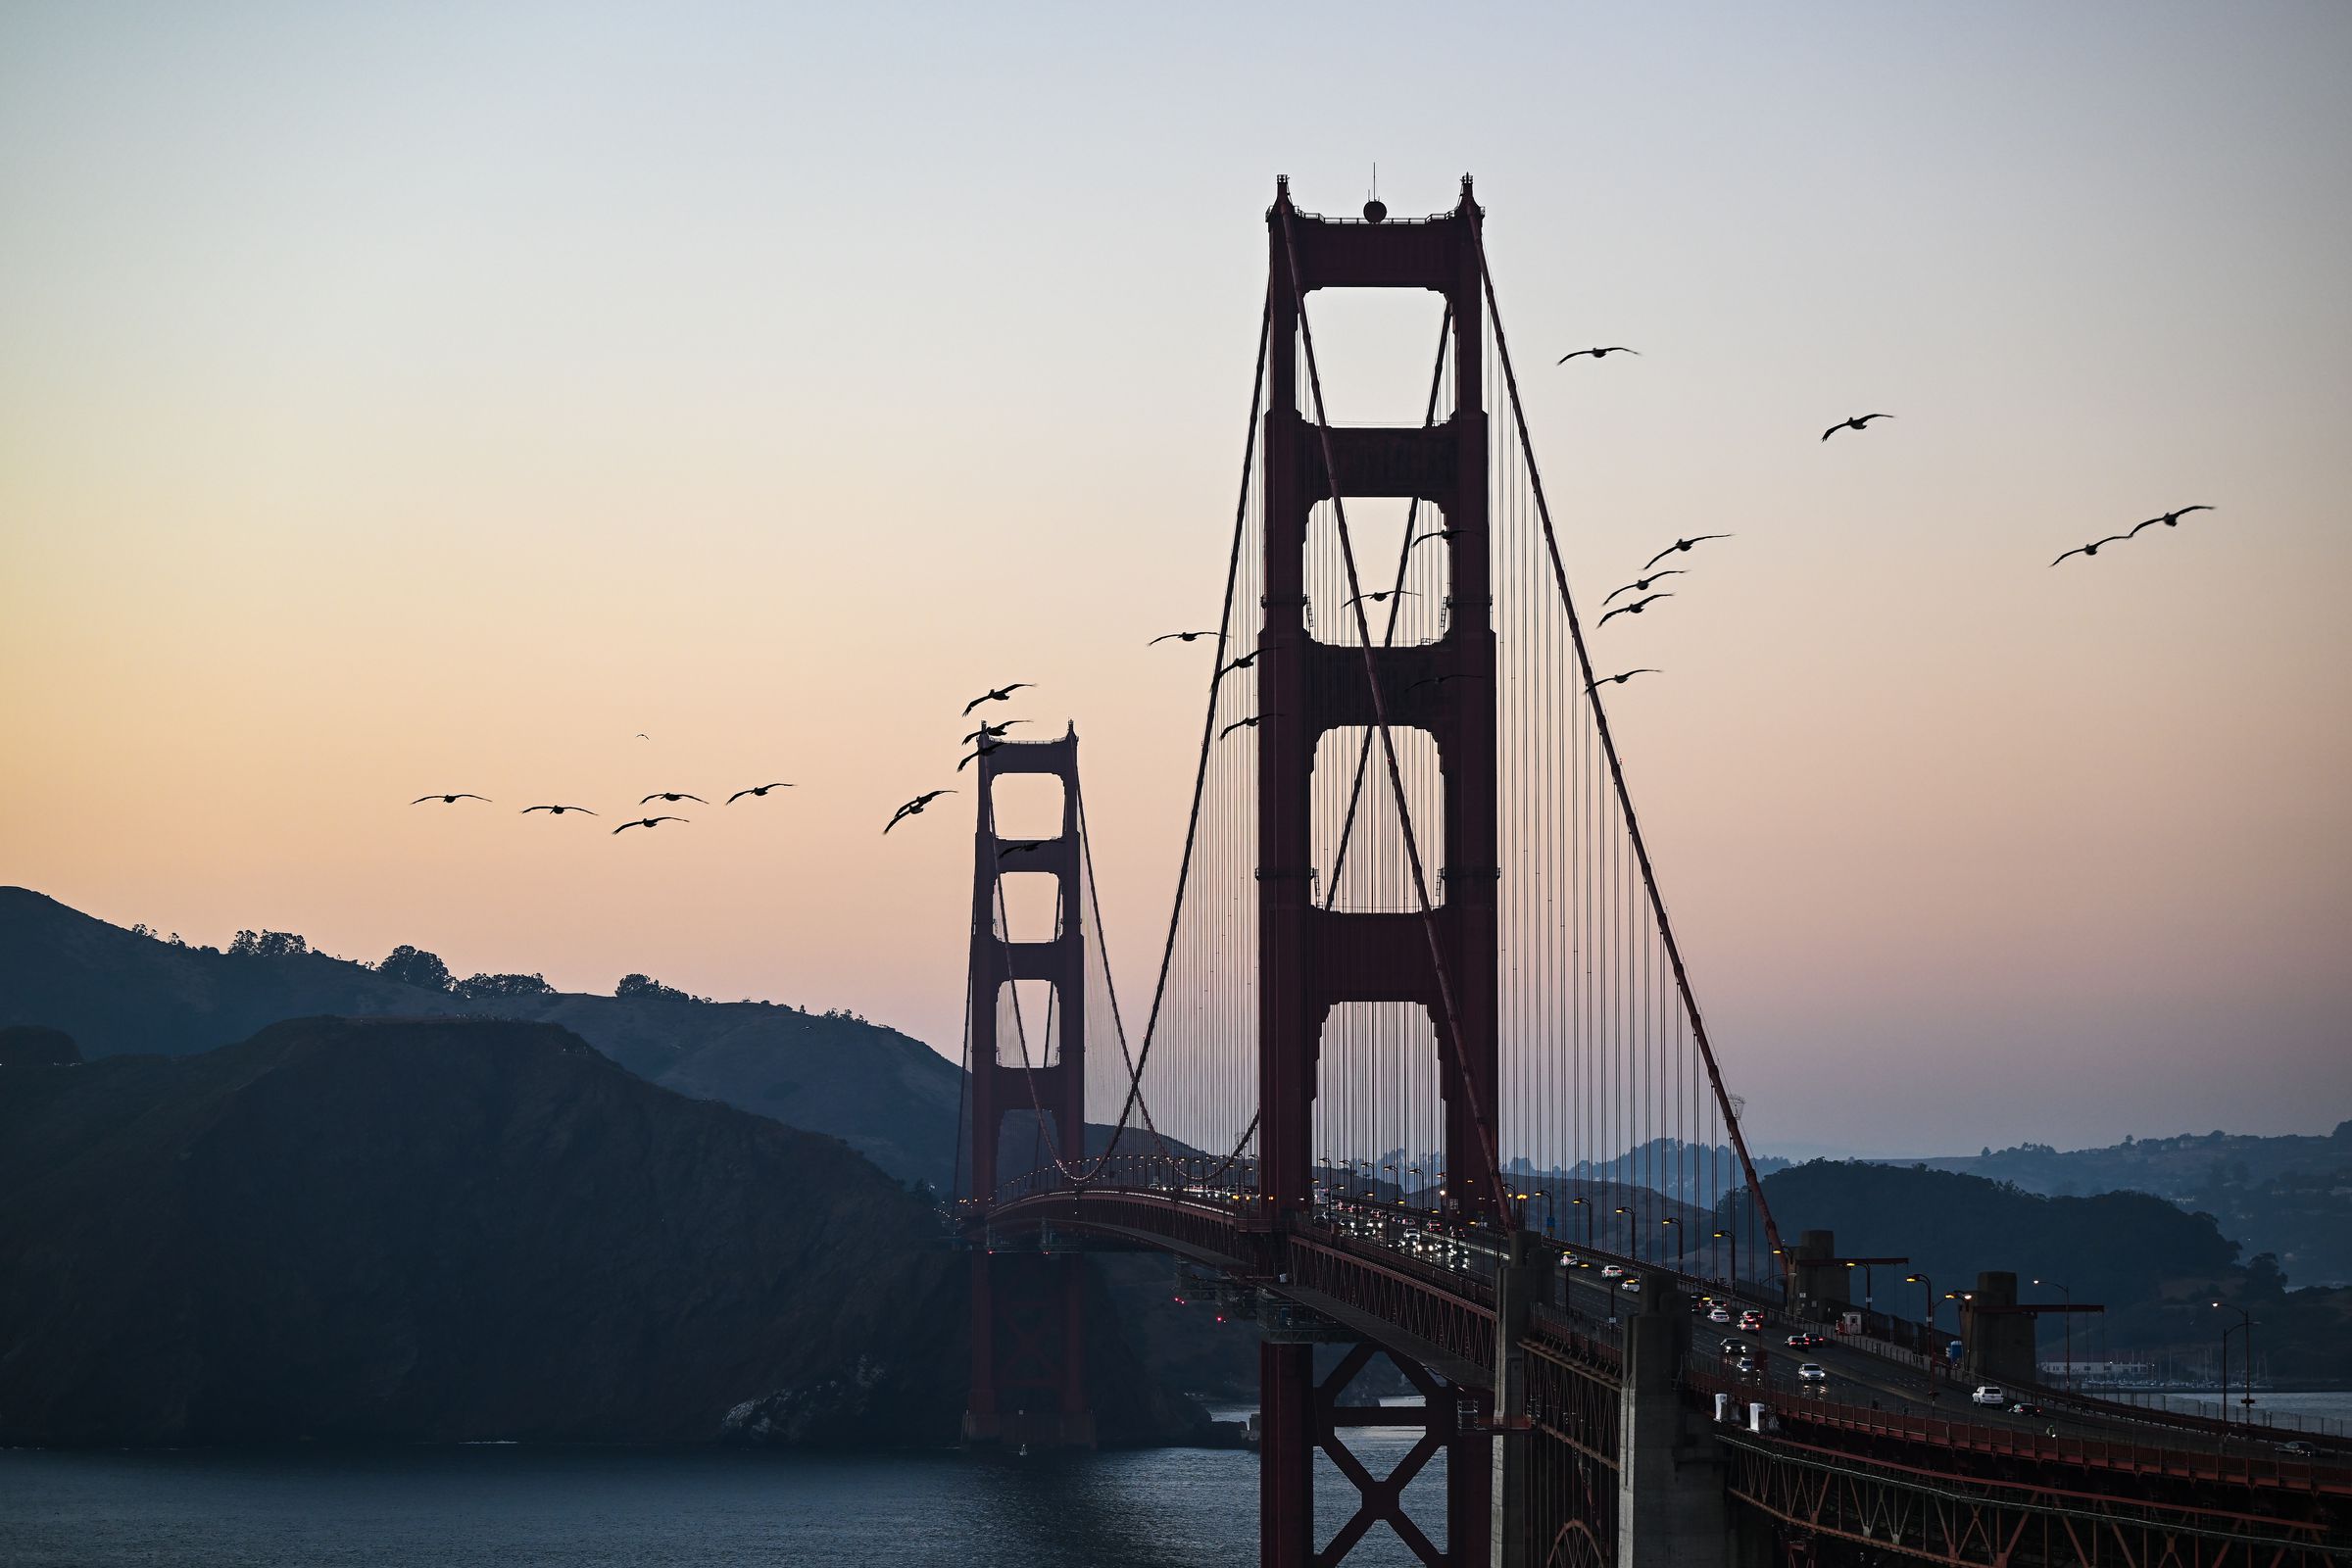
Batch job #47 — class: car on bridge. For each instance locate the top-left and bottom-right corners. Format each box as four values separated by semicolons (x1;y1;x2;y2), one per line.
1618;1276;1642;1293
1785;1332;1826;1348
1720;1339;1755;1358
1797;1363;1828;1383
1971;1384;2007;1406
1599;1263;1626;1279
1739;1309;1764;1331
1708;1306;1733;1323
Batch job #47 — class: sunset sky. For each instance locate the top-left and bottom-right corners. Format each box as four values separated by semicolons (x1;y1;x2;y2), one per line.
4;3;2347;1156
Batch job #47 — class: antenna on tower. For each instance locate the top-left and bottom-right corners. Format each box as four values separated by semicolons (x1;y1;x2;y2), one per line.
1363;162;1386;223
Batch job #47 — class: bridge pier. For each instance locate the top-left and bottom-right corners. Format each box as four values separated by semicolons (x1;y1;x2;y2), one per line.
1615;1277;1735;1568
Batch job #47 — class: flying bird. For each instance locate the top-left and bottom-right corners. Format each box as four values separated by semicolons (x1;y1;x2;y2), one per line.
1408;527;1480;551
1821;414;1893;441
962;719;1026;745
641;791;706;805
1603;570;1685;605
726;783;793;804
1557;346;1640;363
2050;535;2133;566
2127;505;2214;537
884;790;955;834
999;840;1049;858
634;733;650;740
957;741;1004;772
1642;536;1730;570
412;794;490;806
1215;650;1262;681
1346;588;1417;607
1150;630;1215;645
1218;714;1274;740
1404;672;1488;695
1585;669;1660;693
520;805;597;815
962;683;1033;715
613;816;688;834
1597;593;1673;627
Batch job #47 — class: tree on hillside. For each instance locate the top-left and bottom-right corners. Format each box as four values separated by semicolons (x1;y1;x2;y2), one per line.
227;930;309;960
455;972;556;1000
616;973;705;1004
378;946;455;993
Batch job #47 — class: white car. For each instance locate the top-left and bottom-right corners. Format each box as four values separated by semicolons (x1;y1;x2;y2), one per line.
1619;1276;1642;1293
1797;1363;1827;1382
1707;1307;1732;1324
1600;1264;1626;1279
1971;1385;2006;1407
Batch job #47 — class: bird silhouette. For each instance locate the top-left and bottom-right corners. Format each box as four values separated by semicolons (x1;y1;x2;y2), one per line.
2127;505;2214;537
962;683;1033;715
521;805;597;815
1557;346;1640;363
634;733;650;740
1408;526;1480;551
1219;714;1275;740
726;783;793;804
412;794;490;806
1405;673;1488;695
1603;570;1686;605
1216;649;1263;681
1822;414;1893;441
884;790;955;833
1585;669;1660;692
1150;630;1215;645
1642;536;1730;571
999;840;1050;858
957;741;1004;772
641;791;706;805
613;816;687;834
1346;588;1417;607
1597;593;1673;627
2050;535;2133;566
962;719;1026;745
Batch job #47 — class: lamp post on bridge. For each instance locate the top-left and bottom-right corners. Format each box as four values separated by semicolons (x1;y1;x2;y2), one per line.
1905;1274;1935;1396
2214;1301;2255;1430
1660;1215;1679;1271
1713;1227;1737;1290
1571;1196;1592;1251
1614;1205;1634;1263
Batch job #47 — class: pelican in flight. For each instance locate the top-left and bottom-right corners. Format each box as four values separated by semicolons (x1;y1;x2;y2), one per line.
1642;536;1730;571
1603;570;1685;605
957;741;1004;772
641;791;705;805
1219;714;1272;740
2127;505;2213;537
1404;672;1487;695
412;794;490;806
1585;669;1660;693
1558;346;1640;363
726;783;792;804
2050;535;2132;566
521;804;597;815
1821;413;1893;441
1150;630;1214;645
1346;588;1417;607
613;816;688;834
1408;526;1480;551
962;683;1033;715
884;790;955;834
962;719;1025;745
999;840;1050;858
1597;594;1672;628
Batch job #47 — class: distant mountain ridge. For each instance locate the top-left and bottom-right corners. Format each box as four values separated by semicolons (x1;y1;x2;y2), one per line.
0;1015;1209;1446
0;887;962;1190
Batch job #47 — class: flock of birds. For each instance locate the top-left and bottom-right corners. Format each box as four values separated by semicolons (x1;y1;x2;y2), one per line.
413;353;2220;843
410;779;795;834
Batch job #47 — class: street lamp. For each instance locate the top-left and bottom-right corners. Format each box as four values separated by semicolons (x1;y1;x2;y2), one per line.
1614;1205;1634;1262
2213;1301;2254;1428
1569;1196;1592;1250
1714;1228;1738;1290
2035;1278;2074;1390
1660;1215;1679;1270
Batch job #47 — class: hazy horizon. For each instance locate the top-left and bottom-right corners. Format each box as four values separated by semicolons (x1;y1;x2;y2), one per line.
5;3;2348;1154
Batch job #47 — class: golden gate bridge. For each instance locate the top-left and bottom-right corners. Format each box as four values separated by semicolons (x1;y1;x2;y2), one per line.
949;176;2351;1568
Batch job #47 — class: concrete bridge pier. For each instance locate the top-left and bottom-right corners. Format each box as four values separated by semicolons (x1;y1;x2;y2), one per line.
1615;1275;1739;1568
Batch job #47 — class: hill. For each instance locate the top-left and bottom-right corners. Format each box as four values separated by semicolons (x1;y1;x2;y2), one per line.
1898;1128;2352;1289
0;1016;1208;1446
0;888;962;1190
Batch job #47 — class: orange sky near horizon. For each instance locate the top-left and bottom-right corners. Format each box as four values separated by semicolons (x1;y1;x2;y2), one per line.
4;3;2348;1155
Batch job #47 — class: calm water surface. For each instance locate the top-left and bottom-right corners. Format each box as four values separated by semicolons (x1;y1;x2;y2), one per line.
0;1429;1446;1568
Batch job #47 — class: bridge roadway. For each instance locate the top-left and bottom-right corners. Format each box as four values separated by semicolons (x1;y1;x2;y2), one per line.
982;1185;2352;1566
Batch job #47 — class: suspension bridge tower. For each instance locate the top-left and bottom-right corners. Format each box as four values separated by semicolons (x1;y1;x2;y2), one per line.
961;727;1095;1448
1256;175;1504;1566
